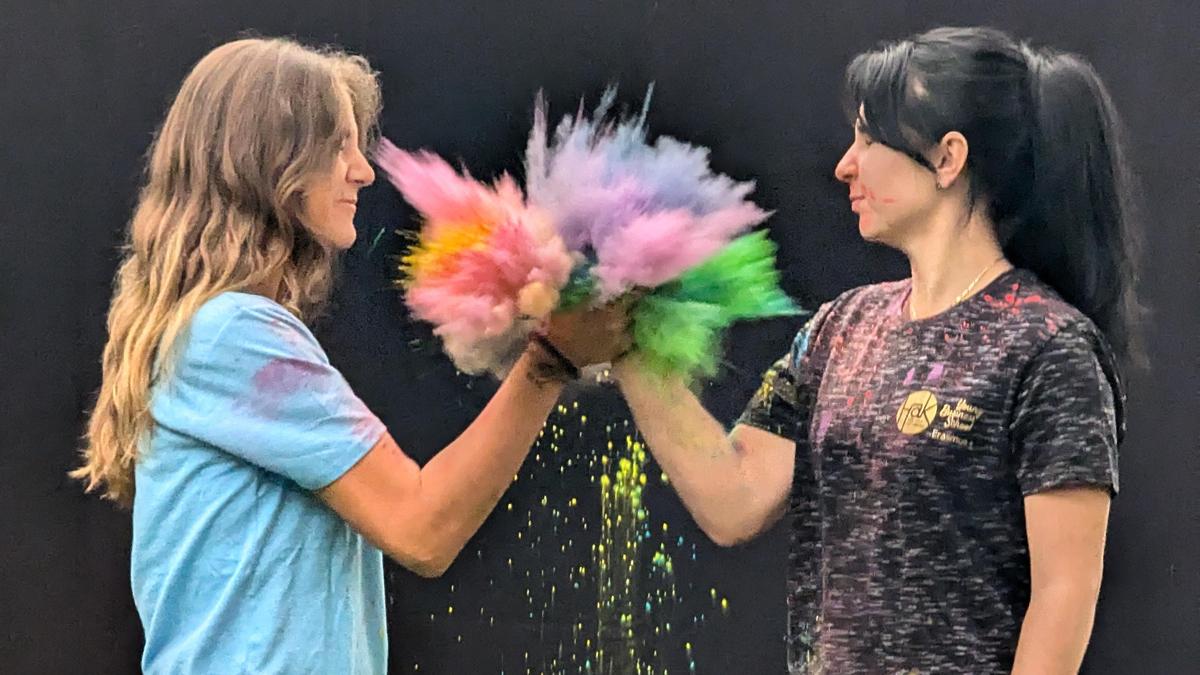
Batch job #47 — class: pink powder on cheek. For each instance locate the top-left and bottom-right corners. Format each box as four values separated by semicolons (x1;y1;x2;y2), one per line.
861;184;897;205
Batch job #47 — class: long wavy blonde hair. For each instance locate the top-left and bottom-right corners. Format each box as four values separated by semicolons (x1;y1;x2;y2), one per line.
73;37;381;505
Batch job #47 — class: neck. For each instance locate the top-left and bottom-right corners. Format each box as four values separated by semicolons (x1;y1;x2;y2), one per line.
902;207;1009;320
244;269;285;303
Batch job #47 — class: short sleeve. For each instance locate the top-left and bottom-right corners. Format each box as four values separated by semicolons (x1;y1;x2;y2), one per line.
1011;320;1124;496
736;303;831;439
152;295;387;490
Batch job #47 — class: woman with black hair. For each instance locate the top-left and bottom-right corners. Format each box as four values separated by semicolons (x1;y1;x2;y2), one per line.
613;26;1138;673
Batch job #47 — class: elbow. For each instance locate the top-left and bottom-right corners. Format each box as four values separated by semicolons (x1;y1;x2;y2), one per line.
705;530;755;548
698;518;760;548
1036;575;1103;603
1028;575;1104;621
408;555;452;579
1036;563;1105;598
391;545;454;578
695;494;779;548
705;531;744;548
382;529;457;578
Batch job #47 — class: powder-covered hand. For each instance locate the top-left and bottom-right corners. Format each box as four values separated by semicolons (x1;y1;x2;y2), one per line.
543;299;633;368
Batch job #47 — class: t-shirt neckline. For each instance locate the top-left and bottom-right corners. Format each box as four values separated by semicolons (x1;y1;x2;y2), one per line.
892;267;1023;327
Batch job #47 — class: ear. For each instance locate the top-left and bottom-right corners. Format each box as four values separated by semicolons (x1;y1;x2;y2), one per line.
930;131;969;190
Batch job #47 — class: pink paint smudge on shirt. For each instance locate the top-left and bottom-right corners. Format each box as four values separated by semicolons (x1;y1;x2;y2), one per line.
926;363;945;383
242;358;326;418
983;283;1046;315
814;410;833;446
348;399;385;441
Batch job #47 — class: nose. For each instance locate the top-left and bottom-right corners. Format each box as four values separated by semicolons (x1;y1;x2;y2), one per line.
834;144;857;184
348;146;376;187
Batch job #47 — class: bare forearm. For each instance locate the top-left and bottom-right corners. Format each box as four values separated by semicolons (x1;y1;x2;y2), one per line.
415;349;565;566
322;302;632;577
1011;583;1101;674
613;357;778;545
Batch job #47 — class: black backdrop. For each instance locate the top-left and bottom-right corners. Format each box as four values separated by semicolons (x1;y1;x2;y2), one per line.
2;1;1198;673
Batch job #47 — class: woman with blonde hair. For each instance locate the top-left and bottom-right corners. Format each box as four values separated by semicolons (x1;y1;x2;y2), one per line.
75;37;628;674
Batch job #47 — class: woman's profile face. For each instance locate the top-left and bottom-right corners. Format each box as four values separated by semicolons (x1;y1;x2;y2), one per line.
833;107;940;248
299;88;375;250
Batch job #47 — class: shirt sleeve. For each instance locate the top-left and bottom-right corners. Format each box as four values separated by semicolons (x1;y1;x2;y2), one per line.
153;298;387;490
1011;319;1124;496
736;303;831;439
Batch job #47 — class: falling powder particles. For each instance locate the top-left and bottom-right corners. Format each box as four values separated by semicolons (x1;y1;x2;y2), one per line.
397;391;730;674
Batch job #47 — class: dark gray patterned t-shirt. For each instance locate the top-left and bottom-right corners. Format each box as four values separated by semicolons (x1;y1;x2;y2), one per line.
739;268;1123;674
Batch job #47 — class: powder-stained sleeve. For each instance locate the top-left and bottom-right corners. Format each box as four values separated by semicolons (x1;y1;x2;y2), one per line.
737;303;832;439
153;299;387;490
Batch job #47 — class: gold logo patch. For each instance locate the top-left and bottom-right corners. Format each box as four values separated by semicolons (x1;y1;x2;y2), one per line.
896;390;938;435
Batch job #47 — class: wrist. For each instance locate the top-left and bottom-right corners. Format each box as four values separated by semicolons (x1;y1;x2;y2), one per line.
527;333;580;383
609;350;641;383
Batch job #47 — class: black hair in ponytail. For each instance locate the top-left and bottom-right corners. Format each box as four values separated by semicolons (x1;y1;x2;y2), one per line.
843;26;1143;364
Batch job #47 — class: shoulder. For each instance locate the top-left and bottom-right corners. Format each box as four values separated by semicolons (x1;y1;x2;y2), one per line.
190;292;306;340
187;292;317;350
174;292;324;368
983;270;1110;354
786;278;907;362
996;271;1125;434
800;278;907;338
823;277;909;323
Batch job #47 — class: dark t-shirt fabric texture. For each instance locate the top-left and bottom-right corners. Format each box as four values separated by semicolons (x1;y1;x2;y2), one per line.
738;268;1124;674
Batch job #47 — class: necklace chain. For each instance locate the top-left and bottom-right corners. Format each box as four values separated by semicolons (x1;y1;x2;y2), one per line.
909;255;1006;320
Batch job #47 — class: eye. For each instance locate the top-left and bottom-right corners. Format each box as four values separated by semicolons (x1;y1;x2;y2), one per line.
854;122;874;147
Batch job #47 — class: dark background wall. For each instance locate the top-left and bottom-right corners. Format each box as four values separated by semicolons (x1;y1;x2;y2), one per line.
2;1;1197;673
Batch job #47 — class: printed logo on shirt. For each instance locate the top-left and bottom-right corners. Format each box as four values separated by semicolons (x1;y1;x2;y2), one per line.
938;399;983;432
897;391;938;434
897;390;986;447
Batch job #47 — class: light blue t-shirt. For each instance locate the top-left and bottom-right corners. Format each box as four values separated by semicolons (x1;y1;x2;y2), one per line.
132;292;388;674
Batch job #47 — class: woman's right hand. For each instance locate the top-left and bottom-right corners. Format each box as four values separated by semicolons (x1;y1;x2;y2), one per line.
542;299;634;368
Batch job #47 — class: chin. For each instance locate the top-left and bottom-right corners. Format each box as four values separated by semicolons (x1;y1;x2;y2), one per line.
857;214;900;247
857;217;884;242
320;224;357;251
